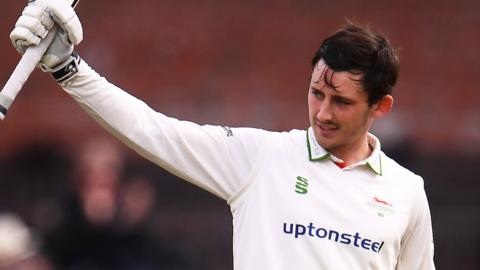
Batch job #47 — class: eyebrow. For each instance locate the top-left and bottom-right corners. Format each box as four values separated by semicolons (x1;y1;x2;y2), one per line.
310;86;323;92
310;86;354;103
311;77;341;93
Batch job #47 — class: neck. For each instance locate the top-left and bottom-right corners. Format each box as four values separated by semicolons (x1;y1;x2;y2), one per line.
330;135;372;165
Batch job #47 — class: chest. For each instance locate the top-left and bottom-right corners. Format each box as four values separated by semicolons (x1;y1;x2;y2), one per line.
245;158;412;247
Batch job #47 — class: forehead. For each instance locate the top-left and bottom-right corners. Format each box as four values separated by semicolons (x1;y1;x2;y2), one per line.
311;60;365;95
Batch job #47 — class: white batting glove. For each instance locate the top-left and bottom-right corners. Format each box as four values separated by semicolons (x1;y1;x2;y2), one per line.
9;0;83;72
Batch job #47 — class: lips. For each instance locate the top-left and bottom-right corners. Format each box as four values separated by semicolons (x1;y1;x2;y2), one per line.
316;122;339;137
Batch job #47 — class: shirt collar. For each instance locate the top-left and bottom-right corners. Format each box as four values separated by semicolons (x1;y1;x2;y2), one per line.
306;127;383;176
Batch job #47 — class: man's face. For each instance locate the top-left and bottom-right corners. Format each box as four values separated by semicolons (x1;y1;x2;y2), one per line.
308;60;380;157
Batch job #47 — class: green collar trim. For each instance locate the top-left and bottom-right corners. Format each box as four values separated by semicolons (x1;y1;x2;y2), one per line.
306;127;383;176
366;154;383;176
306;128;330;161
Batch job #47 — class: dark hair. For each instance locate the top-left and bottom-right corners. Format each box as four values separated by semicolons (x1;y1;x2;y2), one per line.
311;22;399;106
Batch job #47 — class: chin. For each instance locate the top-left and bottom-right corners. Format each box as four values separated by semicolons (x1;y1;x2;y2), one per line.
316;137;336;151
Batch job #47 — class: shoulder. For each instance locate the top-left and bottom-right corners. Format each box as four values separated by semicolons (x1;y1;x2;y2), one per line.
270;128;306;139
220;127;306;149
380;152;424;187
243;128;307;156
380;153;431;216
261;128;306;145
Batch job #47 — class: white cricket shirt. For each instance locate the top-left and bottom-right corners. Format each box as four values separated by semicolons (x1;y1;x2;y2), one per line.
60;61;435;270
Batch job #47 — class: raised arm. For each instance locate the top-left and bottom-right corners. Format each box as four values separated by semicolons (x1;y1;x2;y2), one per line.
9;0;267;201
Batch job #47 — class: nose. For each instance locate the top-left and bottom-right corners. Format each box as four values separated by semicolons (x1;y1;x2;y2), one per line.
316;99;333;122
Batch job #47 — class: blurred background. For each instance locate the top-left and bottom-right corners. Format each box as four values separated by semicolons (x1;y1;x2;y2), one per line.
0;0;479;269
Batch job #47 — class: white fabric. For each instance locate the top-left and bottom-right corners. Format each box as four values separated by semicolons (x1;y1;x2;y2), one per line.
61;61;435;270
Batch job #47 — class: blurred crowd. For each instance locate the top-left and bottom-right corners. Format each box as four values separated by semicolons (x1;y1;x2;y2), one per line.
0;137;227;270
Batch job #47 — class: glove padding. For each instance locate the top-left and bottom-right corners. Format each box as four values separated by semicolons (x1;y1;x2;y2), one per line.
9;0;83;71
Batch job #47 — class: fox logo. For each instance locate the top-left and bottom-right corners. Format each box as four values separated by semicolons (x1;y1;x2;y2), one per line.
373;197;392;207
368;196;394;217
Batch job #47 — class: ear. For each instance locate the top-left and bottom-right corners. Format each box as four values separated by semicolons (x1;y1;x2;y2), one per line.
371;95;393;119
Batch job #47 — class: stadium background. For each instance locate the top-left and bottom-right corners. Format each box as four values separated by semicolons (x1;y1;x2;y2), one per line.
0;0;479;269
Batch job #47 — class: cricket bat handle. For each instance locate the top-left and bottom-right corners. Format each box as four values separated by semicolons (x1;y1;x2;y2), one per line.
0;28;57;120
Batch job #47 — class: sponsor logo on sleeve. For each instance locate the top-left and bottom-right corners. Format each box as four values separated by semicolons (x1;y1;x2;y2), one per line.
222;126;234;137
